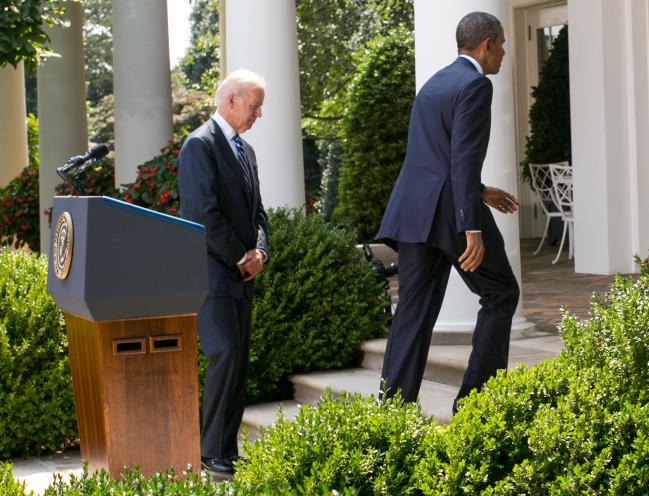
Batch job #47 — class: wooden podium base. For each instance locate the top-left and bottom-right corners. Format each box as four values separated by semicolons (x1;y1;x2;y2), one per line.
64;313;201;477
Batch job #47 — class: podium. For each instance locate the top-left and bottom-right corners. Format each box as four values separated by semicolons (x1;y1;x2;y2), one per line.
47;196;207;477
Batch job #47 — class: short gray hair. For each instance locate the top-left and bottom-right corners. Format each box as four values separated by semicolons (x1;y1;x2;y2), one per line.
215;69;266;107
456;12;502;51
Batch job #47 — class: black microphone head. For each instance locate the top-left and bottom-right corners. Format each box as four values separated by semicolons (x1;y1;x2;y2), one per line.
89;144;109;160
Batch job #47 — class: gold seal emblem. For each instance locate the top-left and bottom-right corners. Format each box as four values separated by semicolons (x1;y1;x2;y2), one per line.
53;212;74;280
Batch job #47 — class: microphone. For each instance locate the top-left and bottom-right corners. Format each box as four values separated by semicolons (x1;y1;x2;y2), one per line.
56;144;110;180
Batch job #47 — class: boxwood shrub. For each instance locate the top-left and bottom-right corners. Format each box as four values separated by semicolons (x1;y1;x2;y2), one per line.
232;208;389;403
0;209;388;457
227;262;649;494
0;248;77;459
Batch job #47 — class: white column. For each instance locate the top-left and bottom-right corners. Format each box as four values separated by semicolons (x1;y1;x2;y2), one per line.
224;0;305;209
569;0;649;274
112;0;173;187
414;0;535;342
37;1;88;253
0;62;28;186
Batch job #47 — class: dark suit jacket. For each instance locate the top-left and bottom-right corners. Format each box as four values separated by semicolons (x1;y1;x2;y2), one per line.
377;57;492;249
178;118;268;299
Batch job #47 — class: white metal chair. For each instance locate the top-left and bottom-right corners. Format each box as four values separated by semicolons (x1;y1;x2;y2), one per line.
549;163;574;264
528;162;568;255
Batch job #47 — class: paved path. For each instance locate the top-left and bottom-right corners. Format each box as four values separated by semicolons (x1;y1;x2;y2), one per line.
8;238;627;494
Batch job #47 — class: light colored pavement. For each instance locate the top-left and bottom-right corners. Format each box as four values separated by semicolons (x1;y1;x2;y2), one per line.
9;238;625;494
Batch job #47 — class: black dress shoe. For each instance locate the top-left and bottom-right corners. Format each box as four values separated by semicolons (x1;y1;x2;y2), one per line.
201;457;234;475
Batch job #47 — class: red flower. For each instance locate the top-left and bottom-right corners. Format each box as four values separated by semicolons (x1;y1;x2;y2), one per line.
168;206;177;214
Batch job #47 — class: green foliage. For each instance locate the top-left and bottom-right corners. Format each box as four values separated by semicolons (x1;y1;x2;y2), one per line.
0;248;77;459
0;114;40;250
0;463;28;496
53;157;118;195
42;465;217;495
87;89;213;147
178;0;220;92
82;0;113;105
86;94;114;145
229;265;649;494
297;0;413;130
0;166;39;250
171;88;214;140
121;141;181;216
230;392;433;495
314;139;342;222
246;209;389;402
332;28;414;241
522;26;571;186
0;0;66;68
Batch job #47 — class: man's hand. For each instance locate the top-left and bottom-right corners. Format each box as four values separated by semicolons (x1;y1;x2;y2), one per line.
459;231;484;272
482;186;519;214
238;249;264;281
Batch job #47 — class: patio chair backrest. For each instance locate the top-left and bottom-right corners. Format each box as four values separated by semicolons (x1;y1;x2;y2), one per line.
549;163;573;214
529;162;568;213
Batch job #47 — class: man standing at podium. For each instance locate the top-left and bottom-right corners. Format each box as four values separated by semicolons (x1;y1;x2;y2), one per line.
178;69;268;476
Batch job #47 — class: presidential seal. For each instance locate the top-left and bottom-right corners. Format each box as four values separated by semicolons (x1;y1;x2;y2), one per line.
53;212;74;280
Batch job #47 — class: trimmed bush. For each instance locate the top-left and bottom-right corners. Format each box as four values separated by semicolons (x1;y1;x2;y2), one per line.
0;463;27;496
333;27;414;241
231;392;433;495
228;262;649;494
0;248;76;459
245;208;389;402
0;209;388;454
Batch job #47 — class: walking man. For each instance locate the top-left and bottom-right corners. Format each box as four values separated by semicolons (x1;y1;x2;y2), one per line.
377;12;520;414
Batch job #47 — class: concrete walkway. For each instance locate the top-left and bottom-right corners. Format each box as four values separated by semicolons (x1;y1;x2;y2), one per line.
9;238;625;494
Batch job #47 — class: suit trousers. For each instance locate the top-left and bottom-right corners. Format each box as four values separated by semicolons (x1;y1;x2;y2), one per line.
198;294;251;459
381;240;519;402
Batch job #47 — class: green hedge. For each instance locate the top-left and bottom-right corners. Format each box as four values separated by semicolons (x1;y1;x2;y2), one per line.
333;27;414;241
0;209;388;457
0;249;76;459
228;261;649;494
234;208;389;403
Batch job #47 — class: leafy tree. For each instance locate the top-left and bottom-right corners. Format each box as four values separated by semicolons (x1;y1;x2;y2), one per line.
522;25;571;185
178;0;220;92
332;28;415;241
83;0;113;106
297;0;413;138
0;0;65;68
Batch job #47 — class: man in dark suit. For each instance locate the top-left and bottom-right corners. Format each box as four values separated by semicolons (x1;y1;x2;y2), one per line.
377;12;520;414
178;69;268;475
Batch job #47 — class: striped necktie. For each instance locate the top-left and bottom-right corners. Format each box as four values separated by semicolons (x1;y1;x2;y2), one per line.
233;134;253;192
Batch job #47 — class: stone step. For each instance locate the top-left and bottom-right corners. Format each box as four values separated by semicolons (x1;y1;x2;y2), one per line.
290;368;456;424
241;400;302;443
239;336;563;444
361;334;561;387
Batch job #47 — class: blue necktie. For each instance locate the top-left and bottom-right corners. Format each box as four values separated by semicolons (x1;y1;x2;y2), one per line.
233;134;253;192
